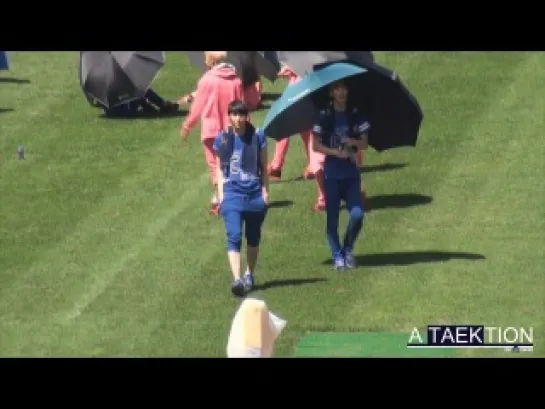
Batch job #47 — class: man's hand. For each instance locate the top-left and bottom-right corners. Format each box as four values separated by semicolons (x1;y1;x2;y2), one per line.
334;148;349;159
178;94;194;104
180;125;190;142
262;189;270;205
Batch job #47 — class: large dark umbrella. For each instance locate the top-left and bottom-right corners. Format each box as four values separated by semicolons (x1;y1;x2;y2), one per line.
262;61;423;152
79;51;165;109
184;51;278;85
256;51;281;80
277;51;375;77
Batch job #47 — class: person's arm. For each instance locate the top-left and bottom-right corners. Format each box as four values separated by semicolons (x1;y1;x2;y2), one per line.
258;129;270;203
212;133;225;202
181;80;207;135
216;156;224;202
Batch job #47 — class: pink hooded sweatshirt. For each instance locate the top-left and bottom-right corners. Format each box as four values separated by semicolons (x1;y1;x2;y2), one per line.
184;63;245;141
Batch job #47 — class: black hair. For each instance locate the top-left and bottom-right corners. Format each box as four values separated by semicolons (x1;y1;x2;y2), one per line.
228;100;249;116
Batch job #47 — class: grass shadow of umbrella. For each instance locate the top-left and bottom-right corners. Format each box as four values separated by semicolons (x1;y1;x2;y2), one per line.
360;163;408;173
261;92;282;101
0;77;30;84
253;278;327;291
365;193;433;212
100;110;188;120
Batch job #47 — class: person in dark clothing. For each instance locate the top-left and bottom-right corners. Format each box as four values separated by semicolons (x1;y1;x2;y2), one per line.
99;88;180;117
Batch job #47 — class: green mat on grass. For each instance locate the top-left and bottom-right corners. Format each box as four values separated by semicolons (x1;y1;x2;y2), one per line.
294;332;456;357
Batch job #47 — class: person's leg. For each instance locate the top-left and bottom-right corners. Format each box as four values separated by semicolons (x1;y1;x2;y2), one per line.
104;101;135;117
356;149;366;204
145;88;178;112
268;138;290;180
342;177;365;268
202;139;219;215
221;199;245;296
242;203;267;291
309;136;326;211
300;131;312;178
324;178;344;270
313;169;326;211
144;88;167;107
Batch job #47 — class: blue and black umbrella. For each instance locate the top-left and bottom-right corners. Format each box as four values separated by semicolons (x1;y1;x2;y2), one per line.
262;60;423;152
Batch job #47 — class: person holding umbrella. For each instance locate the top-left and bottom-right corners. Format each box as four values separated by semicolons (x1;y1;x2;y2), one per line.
213;100;269;297
180;51;246;215
312;79;368;270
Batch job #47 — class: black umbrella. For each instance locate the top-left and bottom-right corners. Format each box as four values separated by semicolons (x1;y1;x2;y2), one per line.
79;51;165;109
277;51;375;77
256;51;281;80
263;60;423;151
184;51;278;85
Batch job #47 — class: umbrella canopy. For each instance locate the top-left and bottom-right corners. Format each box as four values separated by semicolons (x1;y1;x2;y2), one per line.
184;51;278;85
277;51;374;77
79;51;165;109
256;51;281;80
262;61;423;152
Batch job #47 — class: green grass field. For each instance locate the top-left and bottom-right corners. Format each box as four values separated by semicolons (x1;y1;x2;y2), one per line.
0;52;543;357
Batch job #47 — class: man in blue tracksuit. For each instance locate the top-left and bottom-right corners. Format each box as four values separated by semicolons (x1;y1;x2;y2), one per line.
213;100;270;297
312;80;369;270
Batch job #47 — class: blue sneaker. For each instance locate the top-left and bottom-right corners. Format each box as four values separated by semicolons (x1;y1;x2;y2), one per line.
243;272;255;292
344;250;356;269
231;279;245;297
334;255;346;271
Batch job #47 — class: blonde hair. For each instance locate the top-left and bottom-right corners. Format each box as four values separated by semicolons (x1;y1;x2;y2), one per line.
204;51;228;69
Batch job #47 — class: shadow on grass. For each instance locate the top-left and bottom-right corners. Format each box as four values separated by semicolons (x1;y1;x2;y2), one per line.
261;92;281;101
323;251;486;267
0;108;14;113
254;103;271;112
268;200;293;209
0;77;30;84
100;110;187;120
254;278;327;291
360;163;407;173
273;163;407;184
365;193;433;212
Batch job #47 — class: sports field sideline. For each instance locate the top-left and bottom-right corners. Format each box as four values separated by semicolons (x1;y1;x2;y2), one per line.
0;51;543;357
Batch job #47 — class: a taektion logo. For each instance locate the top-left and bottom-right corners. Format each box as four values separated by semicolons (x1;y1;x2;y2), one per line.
407;325;534;352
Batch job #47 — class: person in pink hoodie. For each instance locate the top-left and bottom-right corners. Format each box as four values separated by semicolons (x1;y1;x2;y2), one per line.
267;64;313;182
180;51;246;215
267;64;326;211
